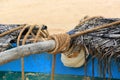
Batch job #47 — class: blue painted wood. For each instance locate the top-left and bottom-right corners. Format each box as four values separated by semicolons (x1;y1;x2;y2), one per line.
0;52;120;79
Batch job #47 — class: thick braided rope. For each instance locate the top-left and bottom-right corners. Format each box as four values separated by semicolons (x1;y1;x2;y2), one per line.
1;16;120;80
48;33;71;80
48;33;71;54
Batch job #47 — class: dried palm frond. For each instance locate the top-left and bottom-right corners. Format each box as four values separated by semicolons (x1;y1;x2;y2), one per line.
0;24;21;52
71;16;120;78
0;24;48;52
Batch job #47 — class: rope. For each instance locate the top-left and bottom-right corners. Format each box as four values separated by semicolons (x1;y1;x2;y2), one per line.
16;25;71;80
16;24;49;80
0;24;26;37
77;16;103;26
17;24;30;80
48;34;71;54
1;16;120;80
71;20;120;38
48;33;71;80
51;54;56;80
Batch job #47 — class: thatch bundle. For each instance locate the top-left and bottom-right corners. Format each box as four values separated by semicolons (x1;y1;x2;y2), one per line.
0;16;120;78
70;16;120;78
0;24;21;52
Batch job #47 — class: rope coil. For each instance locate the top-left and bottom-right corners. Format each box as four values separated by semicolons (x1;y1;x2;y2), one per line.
48;33;71;54
1;16;120;80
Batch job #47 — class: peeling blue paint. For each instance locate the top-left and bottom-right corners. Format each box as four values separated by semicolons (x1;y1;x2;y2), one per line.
0;52;120;79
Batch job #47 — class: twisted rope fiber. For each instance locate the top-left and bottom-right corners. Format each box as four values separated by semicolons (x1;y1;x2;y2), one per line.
17;24;49;80
36;18;120;80
16;24;71;80
48;16;102;80
17;24;28;80
0;23;70;80
48;33;71;80
77;16;103;26
71;18;120;38
1;16;120;80
0;24;25;37
48;34;71;54
72;17;120;79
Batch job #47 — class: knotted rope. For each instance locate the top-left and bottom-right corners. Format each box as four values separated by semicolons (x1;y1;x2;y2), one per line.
1;16;120;80
48;34;70;80
49;34;70;54
16;24;70;80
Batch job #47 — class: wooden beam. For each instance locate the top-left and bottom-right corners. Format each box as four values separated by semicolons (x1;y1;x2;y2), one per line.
0;40;55;65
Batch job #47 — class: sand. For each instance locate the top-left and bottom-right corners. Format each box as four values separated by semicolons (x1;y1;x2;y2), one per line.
0;0;120;34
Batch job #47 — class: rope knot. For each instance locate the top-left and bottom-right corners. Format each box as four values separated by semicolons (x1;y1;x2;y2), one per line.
48;33;71;54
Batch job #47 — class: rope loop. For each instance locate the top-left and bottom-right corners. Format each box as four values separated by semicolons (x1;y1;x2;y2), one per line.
16;24;49;80
48;33;71;54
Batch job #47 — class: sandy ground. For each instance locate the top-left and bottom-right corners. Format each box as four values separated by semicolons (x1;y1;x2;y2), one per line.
0;0;120;34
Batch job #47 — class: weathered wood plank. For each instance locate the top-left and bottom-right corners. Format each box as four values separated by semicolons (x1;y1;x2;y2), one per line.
0;40;55;65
